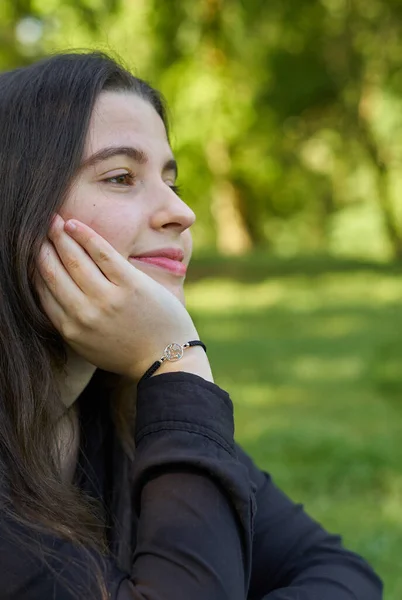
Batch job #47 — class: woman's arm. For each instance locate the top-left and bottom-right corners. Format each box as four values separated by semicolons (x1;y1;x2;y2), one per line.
236;446;383;600
0;372;255;600
128;371;254;599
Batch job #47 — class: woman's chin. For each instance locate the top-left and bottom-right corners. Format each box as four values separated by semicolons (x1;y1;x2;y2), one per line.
128;259;187;304
161;281;186;305
142;268;186;305
176;286;186;306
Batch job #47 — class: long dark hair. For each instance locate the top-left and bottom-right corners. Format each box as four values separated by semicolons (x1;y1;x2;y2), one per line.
0;51;169;599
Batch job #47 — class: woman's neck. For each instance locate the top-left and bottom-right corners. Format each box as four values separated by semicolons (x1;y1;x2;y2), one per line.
54;346;97;484
57;345;97;409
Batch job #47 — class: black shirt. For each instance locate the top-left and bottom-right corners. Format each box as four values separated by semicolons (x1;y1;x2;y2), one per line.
0;372;383;599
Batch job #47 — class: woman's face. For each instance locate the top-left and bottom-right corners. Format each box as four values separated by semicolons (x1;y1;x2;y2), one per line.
60;91;195;304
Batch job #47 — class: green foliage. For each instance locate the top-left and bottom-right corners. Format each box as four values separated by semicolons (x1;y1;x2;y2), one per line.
0;0;121;68
3;0;402;258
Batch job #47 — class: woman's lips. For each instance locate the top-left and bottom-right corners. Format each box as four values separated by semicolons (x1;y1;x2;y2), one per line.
129;256;187;276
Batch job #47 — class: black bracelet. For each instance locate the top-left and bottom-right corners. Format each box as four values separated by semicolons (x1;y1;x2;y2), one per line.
137;340;207;385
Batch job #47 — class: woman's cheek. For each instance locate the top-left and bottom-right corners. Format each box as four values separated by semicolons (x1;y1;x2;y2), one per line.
80;206;138;258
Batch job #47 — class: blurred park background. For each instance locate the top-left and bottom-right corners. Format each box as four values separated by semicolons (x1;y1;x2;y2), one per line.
2;0;402;596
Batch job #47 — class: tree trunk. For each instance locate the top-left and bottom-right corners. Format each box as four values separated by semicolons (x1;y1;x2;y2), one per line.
358;120;402;259
210;178;253;255
375;164;402;260
206;139;253;255
357;82;402;259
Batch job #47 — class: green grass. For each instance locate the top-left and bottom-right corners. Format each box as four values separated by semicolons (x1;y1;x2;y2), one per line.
186;255;402;599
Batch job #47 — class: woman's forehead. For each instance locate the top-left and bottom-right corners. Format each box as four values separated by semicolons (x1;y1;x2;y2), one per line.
84;91;171;159
89;91;167;141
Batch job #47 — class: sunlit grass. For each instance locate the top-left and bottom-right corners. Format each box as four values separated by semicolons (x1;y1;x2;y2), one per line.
186;259;402;600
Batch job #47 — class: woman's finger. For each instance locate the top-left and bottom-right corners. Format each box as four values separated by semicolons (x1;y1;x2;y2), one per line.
48;216;112;298
62;218;132;287
36;240;89;320
34;270;69;333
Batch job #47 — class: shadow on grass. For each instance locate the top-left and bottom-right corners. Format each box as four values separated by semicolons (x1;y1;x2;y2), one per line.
192;302;402;406
187;253;402;284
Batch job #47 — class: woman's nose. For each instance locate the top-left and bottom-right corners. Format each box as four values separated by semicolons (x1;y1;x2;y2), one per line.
149;186;196;234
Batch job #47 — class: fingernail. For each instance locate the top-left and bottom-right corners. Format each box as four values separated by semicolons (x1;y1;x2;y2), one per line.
65;220;77;233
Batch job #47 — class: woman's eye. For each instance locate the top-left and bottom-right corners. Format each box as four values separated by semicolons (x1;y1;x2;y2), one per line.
104;172;135;186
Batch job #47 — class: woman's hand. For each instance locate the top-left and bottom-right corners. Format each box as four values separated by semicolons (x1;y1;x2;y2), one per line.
34;214;208;381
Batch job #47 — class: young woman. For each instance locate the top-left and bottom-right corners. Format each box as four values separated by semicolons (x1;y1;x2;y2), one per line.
0;52;382;600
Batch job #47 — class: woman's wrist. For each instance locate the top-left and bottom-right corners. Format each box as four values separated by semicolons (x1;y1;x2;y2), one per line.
149;345;214;383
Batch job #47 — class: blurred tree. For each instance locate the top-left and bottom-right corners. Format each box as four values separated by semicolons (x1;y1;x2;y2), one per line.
144;0;402;258
251;0;402;258
0;0;121;69
2;0;402;260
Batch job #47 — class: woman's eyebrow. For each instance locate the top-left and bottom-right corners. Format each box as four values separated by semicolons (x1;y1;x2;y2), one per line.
80;145;178;177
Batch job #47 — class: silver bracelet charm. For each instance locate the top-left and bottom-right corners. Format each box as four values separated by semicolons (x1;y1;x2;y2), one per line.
160;342;192;363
